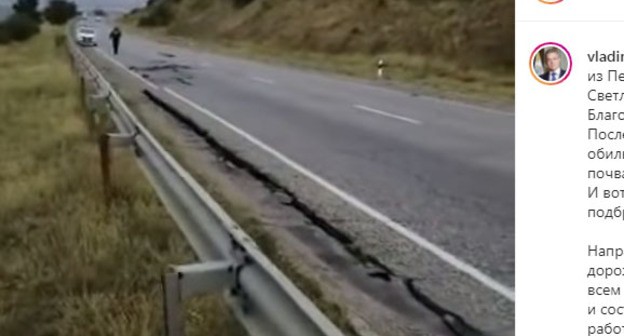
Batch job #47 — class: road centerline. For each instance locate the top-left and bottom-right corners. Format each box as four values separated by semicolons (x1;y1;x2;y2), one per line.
353;104;422;125
251;76;276;85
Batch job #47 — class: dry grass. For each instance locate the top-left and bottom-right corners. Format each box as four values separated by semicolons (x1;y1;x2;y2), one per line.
0;28;246;336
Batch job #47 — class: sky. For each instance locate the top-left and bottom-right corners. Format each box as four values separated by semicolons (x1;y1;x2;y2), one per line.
0;0;148;11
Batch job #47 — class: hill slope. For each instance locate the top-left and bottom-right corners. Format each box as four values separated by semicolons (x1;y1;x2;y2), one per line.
141;0;512;69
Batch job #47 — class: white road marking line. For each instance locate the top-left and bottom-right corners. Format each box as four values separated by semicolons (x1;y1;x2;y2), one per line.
95;48;159;90
358;82;512;116
163;86;515;302
420;96;513;117
251;76;275;85
353;104;422;125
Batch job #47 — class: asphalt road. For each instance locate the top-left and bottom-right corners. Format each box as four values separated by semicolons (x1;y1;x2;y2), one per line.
88;22;515;333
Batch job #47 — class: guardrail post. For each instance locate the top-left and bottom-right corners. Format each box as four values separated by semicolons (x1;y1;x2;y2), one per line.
162;261;234;336
98;133;111;207
79;76;95;134
163;272;184;336
79;75;85;105
89;88;125;208
97;132;136;208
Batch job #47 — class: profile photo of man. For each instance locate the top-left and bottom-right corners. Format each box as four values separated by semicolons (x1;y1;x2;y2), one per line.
539;48;566;81
531;45;570;84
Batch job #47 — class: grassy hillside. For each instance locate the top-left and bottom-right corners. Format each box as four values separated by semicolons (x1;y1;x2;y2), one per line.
133;0;514;100
0;28;246;335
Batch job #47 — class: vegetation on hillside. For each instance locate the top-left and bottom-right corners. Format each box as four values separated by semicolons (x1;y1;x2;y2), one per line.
137;0;513;70
0;0;41;44
0;13;40;43
1;0;79;45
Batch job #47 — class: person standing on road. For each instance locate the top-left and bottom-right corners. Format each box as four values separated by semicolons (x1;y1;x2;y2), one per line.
109;27;122;55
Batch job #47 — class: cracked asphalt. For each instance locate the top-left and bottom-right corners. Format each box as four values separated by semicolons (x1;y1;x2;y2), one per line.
84;20;516;335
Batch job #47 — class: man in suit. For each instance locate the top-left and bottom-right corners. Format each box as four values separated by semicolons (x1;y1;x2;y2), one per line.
539;48;566;82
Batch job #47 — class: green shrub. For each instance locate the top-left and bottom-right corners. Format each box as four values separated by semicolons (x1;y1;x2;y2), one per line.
12;0;41;22
44;0;78;25
1;14;40;43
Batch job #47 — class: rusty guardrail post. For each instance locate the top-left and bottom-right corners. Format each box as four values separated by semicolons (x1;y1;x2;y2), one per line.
98;133;111;207
79;76;96;135
89;88;113;206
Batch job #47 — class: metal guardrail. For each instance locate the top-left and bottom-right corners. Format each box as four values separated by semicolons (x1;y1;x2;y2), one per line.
67;31;346;336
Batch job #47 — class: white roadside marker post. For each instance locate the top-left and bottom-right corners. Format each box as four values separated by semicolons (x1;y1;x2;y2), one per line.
377;58;386;79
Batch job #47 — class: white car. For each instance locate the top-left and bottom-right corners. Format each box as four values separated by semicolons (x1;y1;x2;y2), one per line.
76;26;97;47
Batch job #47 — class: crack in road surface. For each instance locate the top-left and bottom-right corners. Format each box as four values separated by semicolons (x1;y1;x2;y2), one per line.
143;88;489;336
129;62;195;86
129;63;192;73
158;51;176;58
